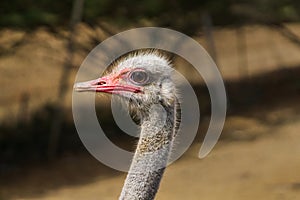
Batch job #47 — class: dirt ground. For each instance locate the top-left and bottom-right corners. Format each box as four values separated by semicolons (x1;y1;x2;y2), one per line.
0;23;300;199
1;102;300;200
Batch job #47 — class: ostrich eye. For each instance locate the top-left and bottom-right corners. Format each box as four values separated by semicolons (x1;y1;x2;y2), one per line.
129;70;149;85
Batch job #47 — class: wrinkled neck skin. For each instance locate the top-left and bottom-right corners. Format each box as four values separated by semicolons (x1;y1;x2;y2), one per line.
119;101;177;200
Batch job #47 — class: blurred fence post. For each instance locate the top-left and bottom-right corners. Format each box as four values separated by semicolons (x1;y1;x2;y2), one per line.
17;92;30;124
201;12;219;67
236;26;249;80
235;26;253;106
48;0;85;160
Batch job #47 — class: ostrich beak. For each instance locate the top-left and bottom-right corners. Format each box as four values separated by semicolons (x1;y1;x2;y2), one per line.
74;75;142;94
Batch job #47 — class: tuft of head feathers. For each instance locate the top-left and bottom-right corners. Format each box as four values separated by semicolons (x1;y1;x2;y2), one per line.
104;49;173;76
106;50;176;114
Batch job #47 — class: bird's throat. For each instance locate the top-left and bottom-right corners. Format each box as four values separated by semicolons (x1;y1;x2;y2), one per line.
119;102;177;200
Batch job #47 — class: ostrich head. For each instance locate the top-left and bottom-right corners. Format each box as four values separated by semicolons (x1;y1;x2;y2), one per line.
74;50;180;200
74;51;176;111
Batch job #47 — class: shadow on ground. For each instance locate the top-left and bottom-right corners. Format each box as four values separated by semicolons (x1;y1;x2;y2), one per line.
0;65;299;199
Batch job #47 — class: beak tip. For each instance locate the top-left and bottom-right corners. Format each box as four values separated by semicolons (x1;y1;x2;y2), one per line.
73;83;80;91
73;82;90;92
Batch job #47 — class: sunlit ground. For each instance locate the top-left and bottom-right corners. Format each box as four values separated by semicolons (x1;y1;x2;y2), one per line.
0;23;300;199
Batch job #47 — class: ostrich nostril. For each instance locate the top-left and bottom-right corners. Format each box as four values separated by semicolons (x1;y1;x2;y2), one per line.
97;81;106;85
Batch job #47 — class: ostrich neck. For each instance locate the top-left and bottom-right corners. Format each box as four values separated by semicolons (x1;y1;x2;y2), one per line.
119;101;177;200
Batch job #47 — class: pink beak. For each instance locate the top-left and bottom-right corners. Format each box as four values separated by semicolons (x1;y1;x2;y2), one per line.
74;75;142;94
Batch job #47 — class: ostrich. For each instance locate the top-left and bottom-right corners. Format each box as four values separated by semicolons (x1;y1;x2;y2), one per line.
74;50;180;200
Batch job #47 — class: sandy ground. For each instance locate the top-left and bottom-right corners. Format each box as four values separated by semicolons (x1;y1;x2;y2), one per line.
1;23;300;122
0;23;300;199
0;102;299;200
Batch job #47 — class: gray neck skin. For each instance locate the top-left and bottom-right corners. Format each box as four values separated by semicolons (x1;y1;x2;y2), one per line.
119;102;176;200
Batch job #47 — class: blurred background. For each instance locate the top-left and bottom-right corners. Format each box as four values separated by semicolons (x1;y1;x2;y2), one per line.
0;0;300;199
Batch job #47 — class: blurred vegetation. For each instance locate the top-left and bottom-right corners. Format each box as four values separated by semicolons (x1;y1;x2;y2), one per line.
0;0;300;32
